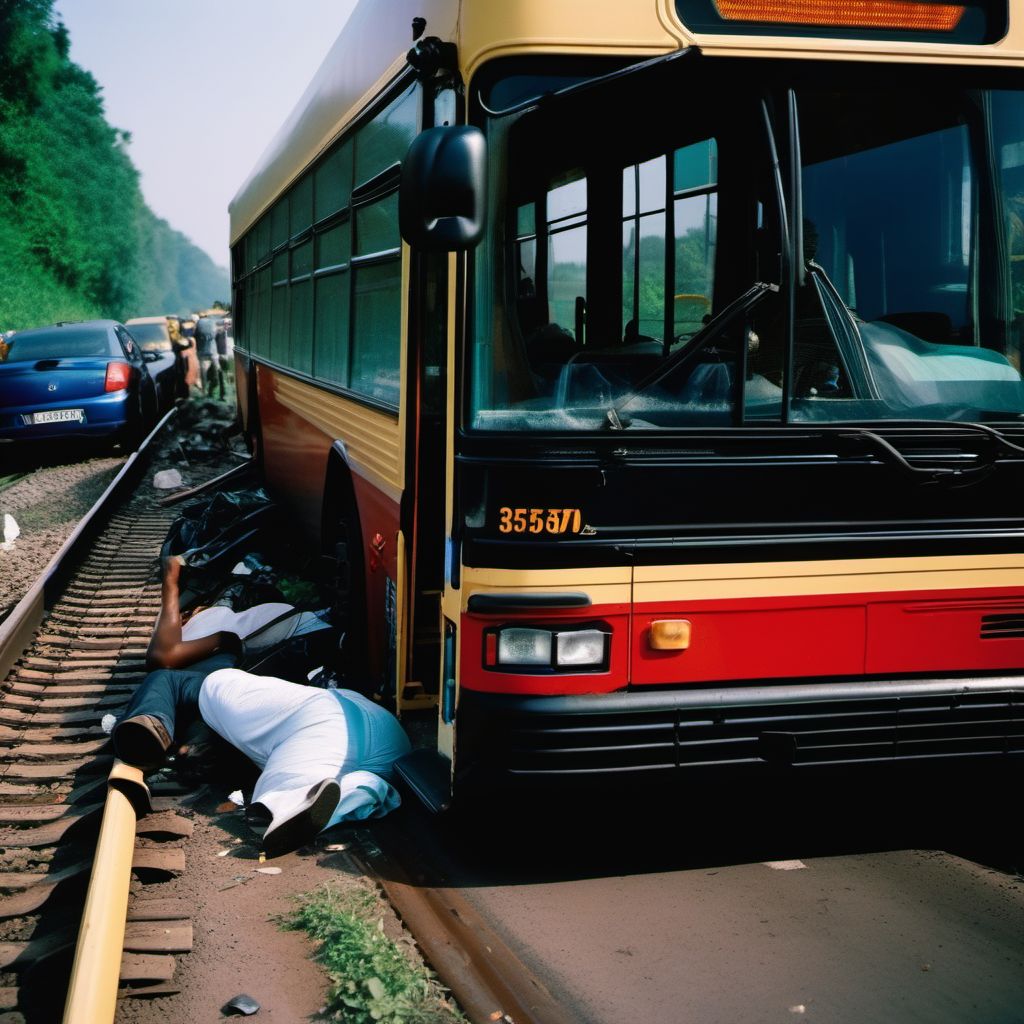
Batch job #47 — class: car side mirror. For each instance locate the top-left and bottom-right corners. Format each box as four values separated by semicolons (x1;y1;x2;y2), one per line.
400;126;486;252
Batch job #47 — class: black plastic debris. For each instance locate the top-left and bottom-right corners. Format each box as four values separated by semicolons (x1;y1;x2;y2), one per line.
161;490;281;609
221;992;261;1016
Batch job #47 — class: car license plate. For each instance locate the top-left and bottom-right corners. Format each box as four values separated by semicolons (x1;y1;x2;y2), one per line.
32;408;85;424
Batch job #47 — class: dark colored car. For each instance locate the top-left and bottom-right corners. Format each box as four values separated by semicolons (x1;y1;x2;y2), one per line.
0;320;159;448
125;316;185;407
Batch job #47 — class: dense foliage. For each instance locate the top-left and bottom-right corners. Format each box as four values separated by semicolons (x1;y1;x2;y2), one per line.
0;0;228;330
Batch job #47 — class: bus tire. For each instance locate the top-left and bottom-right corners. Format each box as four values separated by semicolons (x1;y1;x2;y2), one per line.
323;459;371;691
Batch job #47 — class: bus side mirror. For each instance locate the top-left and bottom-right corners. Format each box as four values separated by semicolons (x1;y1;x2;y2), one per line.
400;126;486;252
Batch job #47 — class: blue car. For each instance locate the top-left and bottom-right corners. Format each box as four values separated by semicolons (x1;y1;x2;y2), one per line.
0;320;160;449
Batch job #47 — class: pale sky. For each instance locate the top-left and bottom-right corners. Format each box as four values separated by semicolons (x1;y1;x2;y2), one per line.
55;0;359;269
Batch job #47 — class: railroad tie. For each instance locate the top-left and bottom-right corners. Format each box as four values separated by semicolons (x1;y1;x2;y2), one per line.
0;476;191;1015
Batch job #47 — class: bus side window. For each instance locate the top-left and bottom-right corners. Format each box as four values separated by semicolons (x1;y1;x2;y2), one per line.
621;139;718;350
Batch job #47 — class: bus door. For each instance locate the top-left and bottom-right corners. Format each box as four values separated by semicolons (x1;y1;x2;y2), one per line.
398;247;449;711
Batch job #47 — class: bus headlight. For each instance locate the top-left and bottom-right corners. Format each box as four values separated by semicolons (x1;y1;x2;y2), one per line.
496;628;552;666
488;626;609;671
555;629;607;667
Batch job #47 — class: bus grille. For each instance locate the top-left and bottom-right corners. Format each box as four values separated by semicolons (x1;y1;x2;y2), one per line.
491;690;1024;776
980;614;1024;640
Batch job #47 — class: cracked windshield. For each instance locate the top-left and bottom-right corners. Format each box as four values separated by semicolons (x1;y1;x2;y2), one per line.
471;72;1024;430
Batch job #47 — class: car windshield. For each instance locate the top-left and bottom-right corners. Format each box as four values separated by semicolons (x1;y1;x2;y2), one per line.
470;63;1024;430
5;326;119;362
127;322;171;350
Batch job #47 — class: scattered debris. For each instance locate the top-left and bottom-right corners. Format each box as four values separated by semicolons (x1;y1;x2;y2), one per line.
216;850;231;857
1;513;20;549
228;789;245;806
218;875;253;892
763;860;807;871
324;843;348;853
221;992;261;1016
789;1005;807;1015
152;468;184;490
101;713;117;734
231;561;253;575
256;866;282;875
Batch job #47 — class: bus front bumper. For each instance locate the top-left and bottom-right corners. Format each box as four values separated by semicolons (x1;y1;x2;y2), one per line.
456;675;1024;780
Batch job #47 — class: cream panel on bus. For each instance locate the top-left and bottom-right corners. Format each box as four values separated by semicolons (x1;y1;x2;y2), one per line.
273;375;404;503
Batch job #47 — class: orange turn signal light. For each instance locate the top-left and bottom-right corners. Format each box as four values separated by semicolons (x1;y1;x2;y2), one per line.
649;620;692;651
713;0;965;31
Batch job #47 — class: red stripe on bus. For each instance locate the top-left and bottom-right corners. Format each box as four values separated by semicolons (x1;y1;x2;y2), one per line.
459;585;1024;694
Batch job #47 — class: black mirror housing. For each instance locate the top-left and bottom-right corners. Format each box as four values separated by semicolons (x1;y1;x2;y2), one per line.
400;126;486;252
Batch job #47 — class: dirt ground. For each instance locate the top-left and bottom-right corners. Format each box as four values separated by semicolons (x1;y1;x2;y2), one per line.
116;787;335;1023
0;454;124;620
114;780;439;1023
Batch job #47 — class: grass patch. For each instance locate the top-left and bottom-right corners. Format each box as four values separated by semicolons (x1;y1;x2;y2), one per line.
284;883;465;1024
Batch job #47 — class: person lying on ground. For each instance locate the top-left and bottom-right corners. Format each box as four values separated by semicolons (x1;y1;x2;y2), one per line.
115;557;411;857
146;555;300;670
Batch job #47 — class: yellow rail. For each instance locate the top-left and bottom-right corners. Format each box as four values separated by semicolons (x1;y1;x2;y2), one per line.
62;761;151;1024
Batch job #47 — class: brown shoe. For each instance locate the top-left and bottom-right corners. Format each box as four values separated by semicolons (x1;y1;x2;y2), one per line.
113;714;172;768
261;779;340;859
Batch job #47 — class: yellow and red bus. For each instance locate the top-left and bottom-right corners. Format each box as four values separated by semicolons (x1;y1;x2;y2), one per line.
231;0;1024;807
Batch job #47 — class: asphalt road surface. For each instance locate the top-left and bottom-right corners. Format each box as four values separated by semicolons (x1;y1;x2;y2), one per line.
381;764;1024;1023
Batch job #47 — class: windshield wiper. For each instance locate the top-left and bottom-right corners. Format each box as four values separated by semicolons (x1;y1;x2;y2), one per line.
835;427;990;483
842;418;1024;458
606;281;778;430
478;48;695;117
832;417;1024;485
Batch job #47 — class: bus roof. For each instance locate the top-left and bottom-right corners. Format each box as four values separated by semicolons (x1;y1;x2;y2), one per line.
229;0;458;245
230;0;1023;244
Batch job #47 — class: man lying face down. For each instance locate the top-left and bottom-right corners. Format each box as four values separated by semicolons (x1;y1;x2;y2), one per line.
112;556;411;857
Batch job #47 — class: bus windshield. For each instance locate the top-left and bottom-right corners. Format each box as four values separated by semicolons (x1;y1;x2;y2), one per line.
470;63;1024;431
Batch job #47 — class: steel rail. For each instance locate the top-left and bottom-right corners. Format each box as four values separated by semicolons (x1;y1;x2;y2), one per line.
0;408;177;1020
61;762;151;1024
356;831;574;1024
0;407;176;681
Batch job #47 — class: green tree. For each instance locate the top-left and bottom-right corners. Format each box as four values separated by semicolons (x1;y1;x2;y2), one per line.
0;0;228;330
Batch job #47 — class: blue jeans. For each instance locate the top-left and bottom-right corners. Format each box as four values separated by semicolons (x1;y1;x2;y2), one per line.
120;653;237;742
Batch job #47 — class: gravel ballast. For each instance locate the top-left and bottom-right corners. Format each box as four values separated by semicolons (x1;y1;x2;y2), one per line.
0;455;124;621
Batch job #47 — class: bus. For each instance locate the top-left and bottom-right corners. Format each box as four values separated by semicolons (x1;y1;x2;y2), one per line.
230;0;1024;808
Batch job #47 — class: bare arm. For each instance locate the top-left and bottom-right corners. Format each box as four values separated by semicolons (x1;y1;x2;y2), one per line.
146;557;242;669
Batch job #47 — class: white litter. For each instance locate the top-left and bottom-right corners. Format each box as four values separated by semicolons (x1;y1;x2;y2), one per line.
152;468;183;489
1;513;20;550
101;714;117;734
231;561;253;576
789;1006;807;1015
256;866;282;875
228;790;245;806
216;849;231;857
763;860;807;871
325;843;348;852
307;665;324;681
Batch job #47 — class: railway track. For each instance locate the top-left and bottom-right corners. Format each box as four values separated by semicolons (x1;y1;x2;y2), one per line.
0;413;196;1022
0;414;562;1024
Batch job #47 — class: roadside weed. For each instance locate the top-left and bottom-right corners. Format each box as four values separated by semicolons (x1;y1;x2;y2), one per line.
285;884;464;1024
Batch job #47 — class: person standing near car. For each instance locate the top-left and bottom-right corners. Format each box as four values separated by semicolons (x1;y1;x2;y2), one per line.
214;318;230;397
194;315;222;399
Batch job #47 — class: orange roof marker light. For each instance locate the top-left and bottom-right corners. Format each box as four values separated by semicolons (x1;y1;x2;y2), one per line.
713;0;966;31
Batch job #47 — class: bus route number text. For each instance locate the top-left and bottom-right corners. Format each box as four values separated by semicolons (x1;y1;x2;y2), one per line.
497;507;583;535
